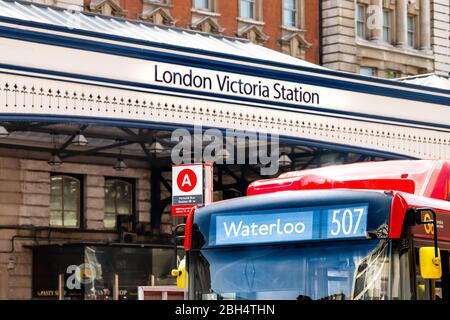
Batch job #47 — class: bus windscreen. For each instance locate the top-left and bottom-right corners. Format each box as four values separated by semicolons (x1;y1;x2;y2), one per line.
209;203;369;246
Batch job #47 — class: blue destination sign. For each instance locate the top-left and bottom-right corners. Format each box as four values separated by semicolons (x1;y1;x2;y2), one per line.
211;204;368;246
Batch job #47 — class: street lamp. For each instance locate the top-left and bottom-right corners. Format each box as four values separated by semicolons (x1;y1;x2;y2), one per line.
48;153;63;167
277;153;292;166
0;126;9;138
114;147;127;171
72;133;88;146
149;140;164;154
113;158;128;171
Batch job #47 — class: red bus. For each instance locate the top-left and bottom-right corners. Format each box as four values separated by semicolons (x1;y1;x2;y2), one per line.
181;160;450;300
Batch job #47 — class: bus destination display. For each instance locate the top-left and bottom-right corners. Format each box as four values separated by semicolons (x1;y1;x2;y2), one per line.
212;204;368;246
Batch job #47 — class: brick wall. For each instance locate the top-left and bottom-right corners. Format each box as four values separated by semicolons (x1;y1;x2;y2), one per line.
263;0;283;51
305;0;321;64
218;0;239;37
84;0;320;65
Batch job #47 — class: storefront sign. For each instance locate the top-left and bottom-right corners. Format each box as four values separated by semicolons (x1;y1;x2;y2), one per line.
172;163;213;216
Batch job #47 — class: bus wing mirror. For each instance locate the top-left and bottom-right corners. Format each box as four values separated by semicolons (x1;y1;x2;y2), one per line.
419;247;442;279
414;208;440;260
171;258;188;289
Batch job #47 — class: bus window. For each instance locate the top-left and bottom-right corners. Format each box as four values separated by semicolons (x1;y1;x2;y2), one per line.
415;247;430;300
436;250;450;301
390;240;414;300
192;240;394;300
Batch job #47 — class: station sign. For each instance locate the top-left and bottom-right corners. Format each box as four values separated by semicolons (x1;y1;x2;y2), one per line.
172;163;213;216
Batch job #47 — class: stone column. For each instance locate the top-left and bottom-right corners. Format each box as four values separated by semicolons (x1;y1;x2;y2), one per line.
370;0;383;42
396;0;408;47
420;0;431;51
299;0;306;29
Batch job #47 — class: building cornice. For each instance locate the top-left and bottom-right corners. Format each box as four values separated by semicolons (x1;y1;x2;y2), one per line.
356;39;435;60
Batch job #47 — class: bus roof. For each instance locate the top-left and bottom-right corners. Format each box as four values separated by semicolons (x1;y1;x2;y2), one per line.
248;160;450;201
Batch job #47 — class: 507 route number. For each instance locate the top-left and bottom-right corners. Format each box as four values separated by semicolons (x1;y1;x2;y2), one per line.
329;207;366;237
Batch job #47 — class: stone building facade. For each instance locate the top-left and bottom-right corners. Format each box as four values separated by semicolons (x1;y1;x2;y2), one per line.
322;0;450;78
0;154;175;299
27;0;321;64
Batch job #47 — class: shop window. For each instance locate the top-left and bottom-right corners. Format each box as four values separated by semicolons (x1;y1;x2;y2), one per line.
50;175;82;228
283;0;297;27
240;0;256;19
383;10;391;43
360;67;377;77
32;245;176;300
104;178;134;229
407;15;416;47
356;4;366;39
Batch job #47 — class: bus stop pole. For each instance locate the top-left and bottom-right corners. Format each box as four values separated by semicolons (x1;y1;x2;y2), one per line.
58;273;64;300
113;274;119;300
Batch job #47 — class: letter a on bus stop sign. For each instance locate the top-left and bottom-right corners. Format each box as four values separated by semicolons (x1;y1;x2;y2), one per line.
172;164;205;216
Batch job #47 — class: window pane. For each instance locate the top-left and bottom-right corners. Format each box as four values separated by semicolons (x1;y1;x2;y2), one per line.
407;16;414;31
385;70;398;79
50;176;80;227
50;177;62;193
240;0;254;19
117;198;132;215
104;213;117;229
283;9;296;27
360;67;376;77
383;28;389;42
63;178;79;212
50;184;62;211
357;5;365;21
356;5;366;38
50;211;62;226
195;0;209;10
105;180;116;214
407;16;415;46
357;22;365;38
104;179;133;227
383;11;390;26
117;182;132;215
383;11;390;42
284;0;296;10
64;211;78;227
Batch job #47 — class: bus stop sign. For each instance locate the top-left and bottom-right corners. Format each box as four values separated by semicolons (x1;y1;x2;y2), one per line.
172;164;213;216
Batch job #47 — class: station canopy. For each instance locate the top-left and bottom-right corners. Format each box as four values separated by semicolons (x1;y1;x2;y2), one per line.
397;74;450;90
0;0;322;69
0;0;449;169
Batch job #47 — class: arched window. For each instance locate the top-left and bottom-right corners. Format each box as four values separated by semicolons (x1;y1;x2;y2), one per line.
50;175;81;227
104;179;133;229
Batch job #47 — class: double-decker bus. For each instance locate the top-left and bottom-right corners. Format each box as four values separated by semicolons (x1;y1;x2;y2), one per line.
181;160;450;300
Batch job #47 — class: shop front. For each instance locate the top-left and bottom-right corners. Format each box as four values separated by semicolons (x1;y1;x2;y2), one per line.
30;243;175;300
